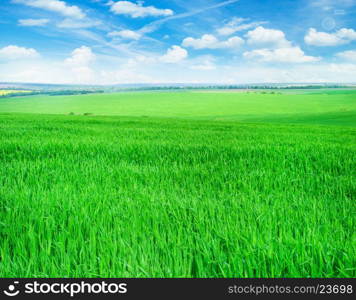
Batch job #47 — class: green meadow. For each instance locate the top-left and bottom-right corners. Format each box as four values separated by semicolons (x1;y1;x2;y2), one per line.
0;90;355;277
0;90;355;125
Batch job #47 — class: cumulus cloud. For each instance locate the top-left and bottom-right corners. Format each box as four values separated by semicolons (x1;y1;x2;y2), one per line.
65;46;96;66
0;45;39;60
108;1;173;18
217;17;267;36
182;34;244;49
336;50;356;61
12;0;85;19
160;45;188;63
108;30;142;40
0;46;99;84
243;47;320;63
245;26;291;48
64;46;96;83
243;26;320;64
18;18;49;27
305;28;356;46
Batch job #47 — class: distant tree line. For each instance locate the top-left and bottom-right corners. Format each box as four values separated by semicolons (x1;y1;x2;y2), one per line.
0;85;352;98
117;84;351;91
46;90;105;96
0;90;105;98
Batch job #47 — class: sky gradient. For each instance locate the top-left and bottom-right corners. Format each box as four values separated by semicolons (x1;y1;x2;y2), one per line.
0;0;356;84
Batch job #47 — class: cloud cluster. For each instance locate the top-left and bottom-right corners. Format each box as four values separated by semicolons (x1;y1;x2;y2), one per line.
0;45;39;60
305;28;356;46
12;0;85;19
242;26;319;63
1;44;356;85
181;24;319;64
108;1;173;18
182;34;244;49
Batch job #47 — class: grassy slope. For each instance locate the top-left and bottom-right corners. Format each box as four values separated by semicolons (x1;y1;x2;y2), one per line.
0;90;355;125
0;91;355;277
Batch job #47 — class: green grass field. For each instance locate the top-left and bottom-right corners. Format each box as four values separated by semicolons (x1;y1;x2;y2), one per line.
0;90;355;125
0;90;355;277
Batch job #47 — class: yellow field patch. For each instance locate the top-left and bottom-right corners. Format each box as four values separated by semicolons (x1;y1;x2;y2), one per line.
0;90;32;96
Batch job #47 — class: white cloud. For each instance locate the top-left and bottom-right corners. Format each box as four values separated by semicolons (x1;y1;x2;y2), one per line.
336;50;356;61
109;1;173;18
305;28;342;46
243;47;320;63
0;45;39;60
18;18;49;27
57;19;102;29
160;45;188;63
108;29;142;40
242;26;320;64
182;34;244;49
245;26;291;48
305;28;356;46
65;46;95;66
12;0;85;19
217;17;267;36
64;46;96;83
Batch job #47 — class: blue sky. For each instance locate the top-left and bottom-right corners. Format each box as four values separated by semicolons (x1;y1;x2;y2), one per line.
0;0;356;84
